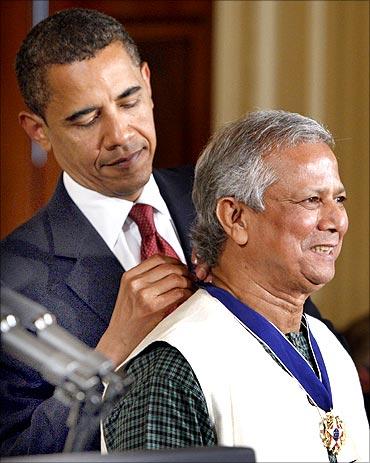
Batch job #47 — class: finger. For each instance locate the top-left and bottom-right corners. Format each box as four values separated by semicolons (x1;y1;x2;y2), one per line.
121;271;193;314
141;262;194;285
124;254;183;278
155;288;193;315
144;272;193;299
195;264;209;281
120;257;189;292
123;263;193;297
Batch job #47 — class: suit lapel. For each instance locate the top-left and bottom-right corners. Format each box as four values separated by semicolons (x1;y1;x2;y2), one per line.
47;178;123;324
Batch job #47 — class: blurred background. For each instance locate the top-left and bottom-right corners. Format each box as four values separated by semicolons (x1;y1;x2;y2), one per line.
1;0;368;332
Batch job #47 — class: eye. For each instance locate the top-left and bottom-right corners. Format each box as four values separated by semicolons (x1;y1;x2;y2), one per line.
76;113;100;128
335;195;347;204
120;99;138;109
305;196;320;204
298;196;321;209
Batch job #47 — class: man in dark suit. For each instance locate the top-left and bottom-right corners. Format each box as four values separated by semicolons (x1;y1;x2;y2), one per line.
0;7;340;457
1;8;195;456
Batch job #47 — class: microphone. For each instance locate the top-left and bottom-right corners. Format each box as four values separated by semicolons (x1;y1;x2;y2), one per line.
1;314;99;392
1;285;133;452
1;285;113;377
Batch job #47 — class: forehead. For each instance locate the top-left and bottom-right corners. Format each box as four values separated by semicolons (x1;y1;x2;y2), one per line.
266;142;344;193
45;42;141;113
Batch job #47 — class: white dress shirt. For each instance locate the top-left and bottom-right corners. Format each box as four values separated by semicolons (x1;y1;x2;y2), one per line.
63;172;186;270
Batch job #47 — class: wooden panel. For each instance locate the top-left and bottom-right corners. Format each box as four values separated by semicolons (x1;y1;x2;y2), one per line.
1;0;62;239
50;0;211;19
0;0;34;238
129;21;211;167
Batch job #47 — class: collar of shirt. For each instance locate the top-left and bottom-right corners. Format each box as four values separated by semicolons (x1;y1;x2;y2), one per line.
63;171;175;254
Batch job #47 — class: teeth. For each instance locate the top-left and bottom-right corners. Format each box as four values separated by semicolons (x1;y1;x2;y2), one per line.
312;246;332;254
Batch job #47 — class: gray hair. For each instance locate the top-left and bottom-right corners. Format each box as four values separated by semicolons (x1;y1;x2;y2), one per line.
16;8;141;119
191;109;334;267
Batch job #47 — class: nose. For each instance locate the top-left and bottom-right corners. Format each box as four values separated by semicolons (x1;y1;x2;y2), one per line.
103;112;134;150
317;201;348;235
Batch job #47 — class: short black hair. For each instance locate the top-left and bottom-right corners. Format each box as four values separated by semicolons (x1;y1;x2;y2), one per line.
16;8;141;119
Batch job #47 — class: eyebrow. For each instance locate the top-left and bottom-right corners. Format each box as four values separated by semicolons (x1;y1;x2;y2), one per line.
300;185;347;196
117;85;141;100
65;106;97;123
335;186;347;195
65;85;142;123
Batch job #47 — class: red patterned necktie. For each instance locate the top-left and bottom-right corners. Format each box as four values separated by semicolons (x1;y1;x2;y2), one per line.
129;203;179;261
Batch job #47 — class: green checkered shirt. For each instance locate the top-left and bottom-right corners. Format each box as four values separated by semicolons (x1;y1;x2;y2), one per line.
104;341;217;450
104;325;335;462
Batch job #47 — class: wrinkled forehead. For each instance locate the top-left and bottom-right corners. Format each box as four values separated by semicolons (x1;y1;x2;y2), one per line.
265;142;344;193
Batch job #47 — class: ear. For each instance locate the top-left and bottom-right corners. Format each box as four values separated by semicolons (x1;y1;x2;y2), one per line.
216;197;249;246
18;111;52;152
140;61;153;101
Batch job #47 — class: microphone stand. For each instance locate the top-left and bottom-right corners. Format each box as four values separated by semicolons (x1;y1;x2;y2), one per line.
1;287;132;453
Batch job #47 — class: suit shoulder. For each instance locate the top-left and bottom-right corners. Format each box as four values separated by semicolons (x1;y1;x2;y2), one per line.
1;206;50;249
156;164;195;176
154;165;194;187
1;207;53;289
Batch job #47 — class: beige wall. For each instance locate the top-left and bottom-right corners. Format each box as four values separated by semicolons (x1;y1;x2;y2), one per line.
212;0;369;330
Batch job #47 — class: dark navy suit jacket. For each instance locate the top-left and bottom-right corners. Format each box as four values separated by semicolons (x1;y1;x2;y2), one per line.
0;165;341;456
0;167;195;455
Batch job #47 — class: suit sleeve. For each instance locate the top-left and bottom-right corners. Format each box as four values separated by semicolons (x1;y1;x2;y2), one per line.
0;213;104;456
0;354;71;456
0;351;102;456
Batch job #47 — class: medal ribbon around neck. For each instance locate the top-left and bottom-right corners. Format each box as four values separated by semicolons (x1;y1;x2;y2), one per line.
203;283;333;412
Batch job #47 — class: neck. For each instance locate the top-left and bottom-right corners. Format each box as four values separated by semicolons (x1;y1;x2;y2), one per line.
211;269;306;334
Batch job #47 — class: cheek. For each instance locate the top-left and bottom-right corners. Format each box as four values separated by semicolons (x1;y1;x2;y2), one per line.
297;214;319;236
270;208;318;237
52;132;96;168
274;213;319;256
341;210;349;236
140;116;155;139
288;209;319;236
134;103;155;134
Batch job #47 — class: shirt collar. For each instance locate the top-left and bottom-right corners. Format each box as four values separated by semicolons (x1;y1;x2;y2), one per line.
63;172;172;252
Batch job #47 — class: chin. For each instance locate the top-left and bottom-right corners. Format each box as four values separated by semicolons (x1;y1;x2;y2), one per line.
114;177;151;199
301;259;336;285
306;271;335;289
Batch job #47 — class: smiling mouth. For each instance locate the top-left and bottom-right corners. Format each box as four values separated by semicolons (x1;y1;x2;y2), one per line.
310;245;335;255
105;149;144;168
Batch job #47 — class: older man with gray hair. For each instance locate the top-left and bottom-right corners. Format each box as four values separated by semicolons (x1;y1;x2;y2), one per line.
103;110;369;462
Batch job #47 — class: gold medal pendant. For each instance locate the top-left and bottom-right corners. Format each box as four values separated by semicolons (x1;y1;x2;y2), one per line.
319;411;346;455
